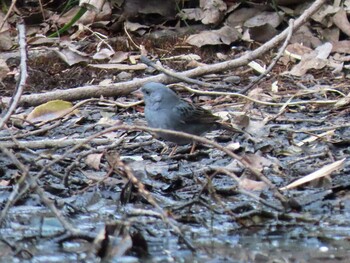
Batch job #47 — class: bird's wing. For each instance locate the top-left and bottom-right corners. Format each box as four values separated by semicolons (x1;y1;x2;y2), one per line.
173;100;220;124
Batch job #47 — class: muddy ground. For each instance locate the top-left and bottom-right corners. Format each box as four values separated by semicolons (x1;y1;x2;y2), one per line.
0;38;350;262
0;1;350;261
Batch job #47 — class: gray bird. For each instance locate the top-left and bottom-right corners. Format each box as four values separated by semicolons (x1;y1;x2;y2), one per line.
141;82;227;145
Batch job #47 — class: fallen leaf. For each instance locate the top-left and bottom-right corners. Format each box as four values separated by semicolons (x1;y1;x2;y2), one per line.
186;26;240;47
244;11;284;28
92;48;115;60
242;153;277;172
226;8;260;27
288;42;333;76
239;178;268;191
311;4;339;24
52;42;90;66
26;100;77;123
332;40;350;53
0;12;13;51
285;43;313;60
86;153;103;170
248;24;279;43
200;0;227;25
332;8;350;37
110;51;129;63
280;158;345;190
0;58;10;80
124;21;149;32
334;92;350;108
290;25;322;48
179;8;203;21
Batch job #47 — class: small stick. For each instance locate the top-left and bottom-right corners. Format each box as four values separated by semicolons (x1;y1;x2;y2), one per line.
0;20;28;130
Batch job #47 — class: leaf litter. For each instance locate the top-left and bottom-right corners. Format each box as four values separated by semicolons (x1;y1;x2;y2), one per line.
0;0;350;262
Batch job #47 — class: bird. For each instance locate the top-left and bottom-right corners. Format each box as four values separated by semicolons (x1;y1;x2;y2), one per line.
141;82;233;145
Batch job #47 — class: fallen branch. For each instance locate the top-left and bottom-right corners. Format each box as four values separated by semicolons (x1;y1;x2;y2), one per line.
1;0;327;107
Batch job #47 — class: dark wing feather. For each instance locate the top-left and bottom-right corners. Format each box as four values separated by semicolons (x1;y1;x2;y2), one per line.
174;100;220;124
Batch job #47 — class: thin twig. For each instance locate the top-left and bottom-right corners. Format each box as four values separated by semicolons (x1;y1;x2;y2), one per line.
0;146;80;234
114;155;195;251
0;21;27;130
217;168;284;211
0;138;115;149
172;83;337;106
0;0;17;31
240;19;295;94
141;55;226;89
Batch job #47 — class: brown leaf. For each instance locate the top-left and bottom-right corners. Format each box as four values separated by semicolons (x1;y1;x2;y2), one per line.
0;12;13;51
290;25;322;48
244;11;283;28
288;42;332;76
0;58;10;80
186;26;240;47
285;43;313;59
332;8;350;37
226;8;260;27
26;100;77;123
85;153;103;170
179;8;203;21
248;24;279;43
332;40;350;53
200;0;227;24
239;178;268;191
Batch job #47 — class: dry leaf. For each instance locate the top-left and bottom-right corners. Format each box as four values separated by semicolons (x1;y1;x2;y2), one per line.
26;100;77;123
288;42;333;76
248;24;279;43
0;58;10;80
179;8;204;21
244;11;284;28
52;43;90;66
86;153;103;170
186;26;240;47
290;25;322;48
124;21;149;32
242;153;276;172
312;4;339;24
332;40;350;53
110;51;129;63
239;178;268;191
332;8;350;37
226;8;260;27
0;12;13;51
285;43;313;60
280;158;345;190
93;48;115;60
200;0;227;25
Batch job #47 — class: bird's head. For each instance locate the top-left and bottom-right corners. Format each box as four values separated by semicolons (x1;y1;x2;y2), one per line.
141;82;180;109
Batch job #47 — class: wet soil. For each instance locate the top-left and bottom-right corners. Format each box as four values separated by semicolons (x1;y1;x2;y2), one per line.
0;36;350;263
